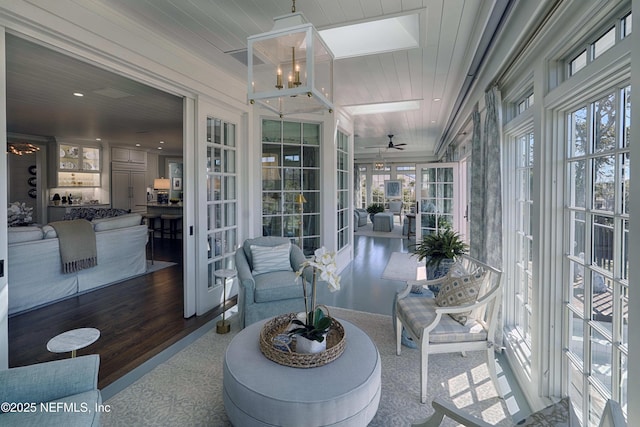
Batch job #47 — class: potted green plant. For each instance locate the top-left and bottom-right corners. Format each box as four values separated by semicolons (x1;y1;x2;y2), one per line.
366;203;384;223
412;228;468;280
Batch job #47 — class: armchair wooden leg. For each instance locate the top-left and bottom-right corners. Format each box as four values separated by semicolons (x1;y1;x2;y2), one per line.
420;339;430;404
396;317;403;356
486;346;503;398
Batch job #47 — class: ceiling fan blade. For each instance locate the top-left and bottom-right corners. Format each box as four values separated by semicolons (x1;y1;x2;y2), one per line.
393;146;405;150
394;143;407;146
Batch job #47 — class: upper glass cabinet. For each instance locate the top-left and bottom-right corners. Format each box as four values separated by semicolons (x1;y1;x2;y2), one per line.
50;142;101;187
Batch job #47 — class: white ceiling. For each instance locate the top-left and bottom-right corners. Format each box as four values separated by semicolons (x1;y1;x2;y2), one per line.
5;0;506;161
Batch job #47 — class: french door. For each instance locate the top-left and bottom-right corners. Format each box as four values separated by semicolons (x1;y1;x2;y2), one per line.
415;162;463;241
195;99;238;315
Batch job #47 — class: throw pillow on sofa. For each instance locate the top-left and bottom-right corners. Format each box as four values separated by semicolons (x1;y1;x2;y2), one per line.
250;242;292;275
92;213;142;231
7;226;43;244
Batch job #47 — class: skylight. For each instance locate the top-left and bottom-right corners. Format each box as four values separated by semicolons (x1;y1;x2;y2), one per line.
343;100;421;116
319;14;420;59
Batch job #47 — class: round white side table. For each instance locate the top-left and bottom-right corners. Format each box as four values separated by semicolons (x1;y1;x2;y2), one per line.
214;268;237;334
47;327;100;358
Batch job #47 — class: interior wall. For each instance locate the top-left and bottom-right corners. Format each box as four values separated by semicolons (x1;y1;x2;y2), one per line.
7;153;38;222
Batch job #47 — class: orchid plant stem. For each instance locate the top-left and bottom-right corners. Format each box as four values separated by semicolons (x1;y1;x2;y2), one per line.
302;268;309;324
310;268;317;325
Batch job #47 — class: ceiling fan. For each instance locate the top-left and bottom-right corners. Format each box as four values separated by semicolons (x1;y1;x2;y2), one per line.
386;134;406;150
364;134;407;151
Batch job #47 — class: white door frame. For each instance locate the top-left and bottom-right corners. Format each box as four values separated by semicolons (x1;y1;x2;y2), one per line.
415;162;463;242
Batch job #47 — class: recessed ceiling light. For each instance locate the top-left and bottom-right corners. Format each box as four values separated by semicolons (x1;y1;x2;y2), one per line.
158;147;163;150
135;143;141;147
159;141;165;144
319;13;420;59
433;98;441;102
95;138;101;141
431;120;436;124
343;100;421;115
73;92;84;97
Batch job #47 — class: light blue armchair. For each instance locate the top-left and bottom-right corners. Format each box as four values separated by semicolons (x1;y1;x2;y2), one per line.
236;237;312;328
354;208;368;227
0;354;101;426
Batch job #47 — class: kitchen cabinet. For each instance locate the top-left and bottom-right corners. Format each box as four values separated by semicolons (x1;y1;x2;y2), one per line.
111;170;147;213
49;142;101;187
112;147;147;165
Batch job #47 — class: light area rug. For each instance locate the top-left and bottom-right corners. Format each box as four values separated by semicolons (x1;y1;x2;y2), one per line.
102;307;511;427
354;222;405;239
145;260;177;274
382;251;426;281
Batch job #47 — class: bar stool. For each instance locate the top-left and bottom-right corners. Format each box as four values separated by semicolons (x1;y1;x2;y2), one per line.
142;213;160;263
160;214;183;239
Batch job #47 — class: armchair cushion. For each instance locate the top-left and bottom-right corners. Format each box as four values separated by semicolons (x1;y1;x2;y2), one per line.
435;270;486;325
396;297;487;343
254;270;304;303
250;242;292;275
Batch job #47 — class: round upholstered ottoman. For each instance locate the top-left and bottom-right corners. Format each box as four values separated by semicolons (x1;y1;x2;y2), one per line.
223;318;381;426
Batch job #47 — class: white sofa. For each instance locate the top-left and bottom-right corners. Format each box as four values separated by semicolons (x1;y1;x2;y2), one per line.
8;213;148;315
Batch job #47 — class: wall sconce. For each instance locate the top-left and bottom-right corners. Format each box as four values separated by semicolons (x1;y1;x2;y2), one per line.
154;178;170;204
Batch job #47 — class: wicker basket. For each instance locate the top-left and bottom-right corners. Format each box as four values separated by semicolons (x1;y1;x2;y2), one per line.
259;312;346;368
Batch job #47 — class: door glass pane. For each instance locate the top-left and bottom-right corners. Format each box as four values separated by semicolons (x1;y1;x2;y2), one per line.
590;328;612;393
224;176;236;199
225;123;236;147
224;149;236;173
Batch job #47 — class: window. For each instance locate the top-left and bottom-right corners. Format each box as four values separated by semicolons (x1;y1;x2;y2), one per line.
337;130;349;250
570;50;587;76
621;13;632;38
592;27;615;60
261;119;321;255
567;12;631;78
564;85;630;424
517;93;535;116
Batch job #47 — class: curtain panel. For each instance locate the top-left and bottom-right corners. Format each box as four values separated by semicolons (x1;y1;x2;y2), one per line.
469;86;504;349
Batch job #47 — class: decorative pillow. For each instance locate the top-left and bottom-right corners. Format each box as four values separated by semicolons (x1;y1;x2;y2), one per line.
7;226;43;244
92;213;142;231
516;397;572;426
435;269;486;325
42;225;58;239
250;243;292;275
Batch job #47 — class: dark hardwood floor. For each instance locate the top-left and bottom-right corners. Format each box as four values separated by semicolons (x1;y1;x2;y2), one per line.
8;237;233;389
